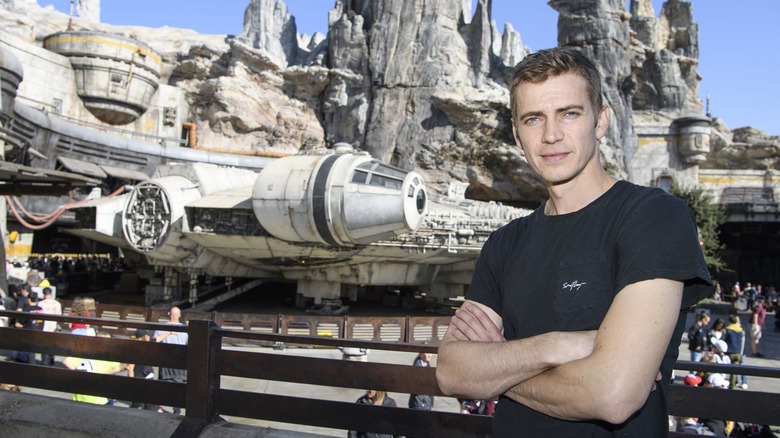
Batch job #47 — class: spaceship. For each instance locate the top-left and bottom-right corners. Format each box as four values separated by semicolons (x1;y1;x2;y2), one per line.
1;28;529;308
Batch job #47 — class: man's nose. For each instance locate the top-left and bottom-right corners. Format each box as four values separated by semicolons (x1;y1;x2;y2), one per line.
542;119;564;144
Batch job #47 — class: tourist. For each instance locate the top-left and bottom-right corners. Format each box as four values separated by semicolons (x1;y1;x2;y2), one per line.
749;299;766;358
69;296;96;336
706;339;731;388
687;311;711;362
37;287;62;365
407;350;434;411
706;318;726;350
127;329;159;411
14;292;44;364
722;315;745;389
153;307;188;415
743;282;757;309
347;390;398;438
712;283;722;301
63;332;129;405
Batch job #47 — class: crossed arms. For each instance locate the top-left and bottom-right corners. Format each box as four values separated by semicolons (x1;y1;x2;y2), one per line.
436;278;683;424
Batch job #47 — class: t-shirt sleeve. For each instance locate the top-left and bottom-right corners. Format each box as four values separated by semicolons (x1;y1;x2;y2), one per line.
615;192;712;308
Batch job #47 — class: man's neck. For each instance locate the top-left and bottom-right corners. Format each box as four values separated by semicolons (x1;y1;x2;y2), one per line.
544;169;616;215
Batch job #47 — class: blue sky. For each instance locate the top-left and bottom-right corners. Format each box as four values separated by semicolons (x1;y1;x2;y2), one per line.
43;0;777;136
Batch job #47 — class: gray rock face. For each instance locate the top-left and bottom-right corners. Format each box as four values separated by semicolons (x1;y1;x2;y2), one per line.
704;121;780;170
3;0;770;206
551;0;634;180
322;0;543;204
630;0;702;116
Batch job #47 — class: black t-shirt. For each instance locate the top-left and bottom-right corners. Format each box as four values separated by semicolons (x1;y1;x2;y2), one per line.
466;181;712;437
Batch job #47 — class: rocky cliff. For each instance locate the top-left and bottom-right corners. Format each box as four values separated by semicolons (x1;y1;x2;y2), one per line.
1;0;777;206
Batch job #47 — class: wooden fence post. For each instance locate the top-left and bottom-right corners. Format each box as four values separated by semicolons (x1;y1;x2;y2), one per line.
171;319;221;437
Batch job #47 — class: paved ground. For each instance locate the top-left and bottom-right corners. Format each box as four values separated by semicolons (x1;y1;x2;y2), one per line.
1;308;778;437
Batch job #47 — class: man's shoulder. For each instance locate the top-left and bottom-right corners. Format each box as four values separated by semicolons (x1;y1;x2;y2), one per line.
613;180;683;210
485;209;536;243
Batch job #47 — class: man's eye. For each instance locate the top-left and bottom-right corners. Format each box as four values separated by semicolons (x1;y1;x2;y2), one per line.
524;117;539;124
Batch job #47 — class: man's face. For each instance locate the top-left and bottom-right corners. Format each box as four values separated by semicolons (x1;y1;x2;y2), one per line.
512;72;608;187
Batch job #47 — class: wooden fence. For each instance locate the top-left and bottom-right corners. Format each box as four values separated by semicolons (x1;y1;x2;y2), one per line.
59;299;452;345
0;309;778;438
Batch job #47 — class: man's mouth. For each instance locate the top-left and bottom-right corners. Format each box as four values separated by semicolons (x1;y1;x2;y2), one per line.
541;151;569;162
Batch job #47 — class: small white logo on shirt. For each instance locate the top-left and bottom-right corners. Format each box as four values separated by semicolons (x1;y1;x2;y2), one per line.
563;281;586;291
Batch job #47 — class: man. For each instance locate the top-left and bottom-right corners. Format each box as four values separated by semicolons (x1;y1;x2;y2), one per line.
744;282;757;309
153;307;188;414
37;287;62;365
13;284;30;312
722;315;745;389
688;311;711;362
128;329;159;411
749;299;766;357
14;292;43;364
436;47;712;437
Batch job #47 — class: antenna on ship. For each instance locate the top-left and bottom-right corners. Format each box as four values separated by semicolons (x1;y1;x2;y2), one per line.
67;0;75;30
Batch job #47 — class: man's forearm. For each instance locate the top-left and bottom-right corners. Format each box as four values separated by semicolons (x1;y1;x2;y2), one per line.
503;279;684;424
437;331;593;400
503;355;616;421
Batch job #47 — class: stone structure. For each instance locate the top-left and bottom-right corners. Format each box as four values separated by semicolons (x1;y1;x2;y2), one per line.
2;0;780;295
4;0;775;204
43;30;162;124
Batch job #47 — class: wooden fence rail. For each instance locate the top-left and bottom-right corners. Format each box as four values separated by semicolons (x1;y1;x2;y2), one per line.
0;310;778;438
57;299;452;345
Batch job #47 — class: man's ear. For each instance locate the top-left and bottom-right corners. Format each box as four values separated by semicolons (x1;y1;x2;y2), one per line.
512;119;524;151
596;106;609;139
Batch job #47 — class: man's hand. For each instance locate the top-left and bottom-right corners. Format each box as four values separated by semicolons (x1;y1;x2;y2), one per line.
450;302;505;342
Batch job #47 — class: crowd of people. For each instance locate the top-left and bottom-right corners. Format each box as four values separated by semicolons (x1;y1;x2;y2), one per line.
6;254;131;291
686;297;769;390
679;286;773;436
713;281;778;314
2;294;190;414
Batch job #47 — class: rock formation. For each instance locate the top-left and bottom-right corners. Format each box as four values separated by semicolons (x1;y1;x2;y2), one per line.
76;0;100;23
551;0;635;180
1;0;777;207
